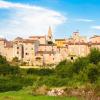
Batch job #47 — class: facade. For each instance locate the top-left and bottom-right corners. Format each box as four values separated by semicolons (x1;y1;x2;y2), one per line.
13;38;39;65
0;38;13;61
90;35;100;43
55;39;66;47
0;28;100;66
29;36;46;44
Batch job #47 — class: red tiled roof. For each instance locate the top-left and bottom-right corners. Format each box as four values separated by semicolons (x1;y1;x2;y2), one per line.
5;41;13;48
14;37;23;41
29;36;45;38
90;35;100;39
0;38;6;41
23;39;37;43
13;39;38;43
66;42;88;45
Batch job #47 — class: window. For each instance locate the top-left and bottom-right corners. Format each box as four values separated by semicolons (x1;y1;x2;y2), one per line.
71;57;73;60
17;47;19;49
25;53;28;55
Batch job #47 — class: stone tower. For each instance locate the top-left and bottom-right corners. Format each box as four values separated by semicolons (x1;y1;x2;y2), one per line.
47;26;53;44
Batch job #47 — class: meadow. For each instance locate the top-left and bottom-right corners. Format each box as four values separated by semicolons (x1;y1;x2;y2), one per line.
0;90;78;100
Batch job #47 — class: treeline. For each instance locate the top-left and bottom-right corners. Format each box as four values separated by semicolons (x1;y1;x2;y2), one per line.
0;48;100;92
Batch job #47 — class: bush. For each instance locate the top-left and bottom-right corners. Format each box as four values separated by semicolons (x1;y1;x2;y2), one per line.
0;55;8;65
88;48;100;64
0;65;20;76
72;57;89;74
35;76;68;87
55;60;73;78
0;76;34;92
87;64;99;83
0;77;22;92
27;68;54;76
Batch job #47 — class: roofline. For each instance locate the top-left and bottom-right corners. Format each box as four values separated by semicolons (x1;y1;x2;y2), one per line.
55;39;66;41
90;35;100;39
29;36;46;38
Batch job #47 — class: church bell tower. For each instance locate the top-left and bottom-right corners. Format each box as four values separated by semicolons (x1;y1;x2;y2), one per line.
47;26;53;44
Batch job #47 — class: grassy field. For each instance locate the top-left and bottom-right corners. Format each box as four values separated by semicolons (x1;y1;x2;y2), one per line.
0;90;78;100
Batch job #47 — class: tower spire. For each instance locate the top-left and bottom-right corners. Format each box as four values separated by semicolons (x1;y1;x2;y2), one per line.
47;26;53;44
48;26;52;38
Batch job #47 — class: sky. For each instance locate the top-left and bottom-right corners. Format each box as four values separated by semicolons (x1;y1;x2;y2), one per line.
0;0;100;40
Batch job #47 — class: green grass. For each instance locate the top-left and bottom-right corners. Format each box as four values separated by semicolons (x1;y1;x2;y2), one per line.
0;90;78;100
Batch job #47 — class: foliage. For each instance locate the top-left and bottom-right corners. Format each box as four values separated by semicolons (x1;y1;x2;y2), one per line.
0;55;8;65
87;64;99;83
0;55;34;92
27;68;55;76
0;76;35;92
12;57;19;62
0;48;100;92
0;65;20;76
72;57;89;74
55;60;73;78
88;48;100;64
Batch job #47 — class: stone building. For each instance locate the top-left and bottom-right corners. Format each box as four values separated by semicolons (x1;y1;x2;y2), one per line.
0;38;13;61
0;28;100;66
13;37;39;65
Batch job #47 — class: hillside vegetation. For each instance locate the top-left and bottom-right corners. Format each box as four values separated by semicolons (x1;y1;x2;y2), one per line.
0;48;100;99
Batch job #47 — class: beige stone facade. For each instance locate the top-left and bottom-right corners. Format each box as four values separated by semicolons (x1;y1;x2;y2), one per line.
0;29;100;66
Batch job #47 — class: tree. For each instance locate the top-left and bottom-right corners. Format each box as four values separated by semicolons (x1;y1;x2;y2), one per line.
0;55;20;76
87;64;99;83
88;48;100;64
0;55;8;65
72;57;89;74
55;60;73;78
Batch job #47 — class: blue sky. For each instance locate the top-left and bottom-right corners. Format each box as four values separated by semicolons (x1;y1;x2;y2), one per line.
0;0;100;39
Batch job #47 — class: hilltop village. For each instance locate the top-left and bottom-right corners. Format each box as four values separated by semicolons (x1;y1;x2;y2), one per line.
0;27;100;66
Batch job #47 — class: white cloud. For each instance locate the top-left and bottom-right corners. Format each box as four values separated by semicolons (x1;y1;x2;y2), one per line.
91;26;100;30
76;18;94;22
0;0;66;39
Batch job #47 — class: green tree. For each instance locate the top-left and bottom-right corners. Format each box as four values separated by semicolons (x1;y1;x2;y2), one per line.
88;48;100;64
72;57;89;74
55;60;73;78
87;63;99;83
0;55;8;65
0;55;20;76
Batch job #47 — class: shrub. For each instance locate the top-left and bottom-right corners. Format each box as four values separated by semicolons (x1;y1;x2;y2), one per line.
0;76;34;92
55;60;73;78
0;65;20;76
0;55;8;65
87;64;99;83
27;68;54;76
88;48;100;64
72;57;89;74
35;76;68;87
